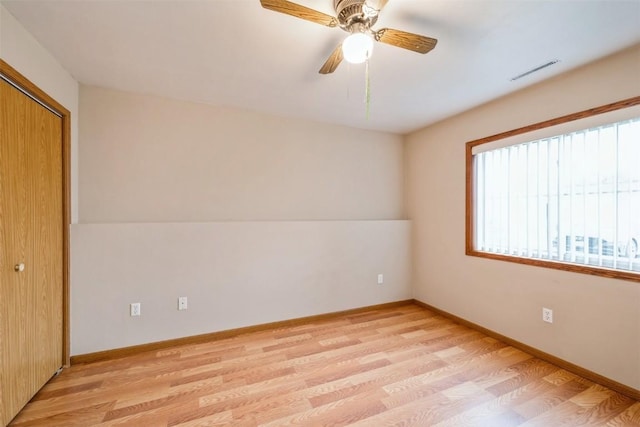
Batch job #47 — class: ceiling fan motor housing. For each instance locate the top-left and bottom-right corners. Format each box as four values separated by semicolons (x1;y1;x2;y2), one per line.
334;0;378;31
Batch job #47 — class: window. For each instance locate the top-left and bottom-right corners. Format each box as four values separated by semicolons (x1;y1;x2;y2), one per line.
466;98;640;282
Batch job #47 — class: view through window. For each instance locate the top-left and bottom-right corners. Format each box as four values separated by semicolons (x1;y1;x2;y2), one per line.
467;99;640;281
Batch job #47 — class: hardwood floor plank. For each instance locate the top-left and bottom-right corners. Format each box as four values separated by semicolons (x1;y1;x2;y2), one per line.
97;399;201;427
11;401;116;427
561;392;636;427
30;380;104;401
305;358;392;388
431;377;562;427
8;303;637;426
307;367;410;409
517;379;591;419
172;410;234;427
606;401;640;426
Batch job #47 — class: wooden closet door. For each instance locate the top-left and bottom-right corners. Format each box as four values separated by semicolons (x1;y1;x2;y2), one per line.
0;78;63;426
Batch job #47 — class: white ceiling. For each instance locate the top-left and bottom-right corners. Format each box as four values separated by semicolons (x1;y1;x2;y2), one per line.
3;0;640;134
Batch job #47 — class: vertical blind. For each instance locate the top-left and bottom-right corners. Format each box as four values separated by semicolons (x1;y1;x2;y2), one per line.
474;117;640;272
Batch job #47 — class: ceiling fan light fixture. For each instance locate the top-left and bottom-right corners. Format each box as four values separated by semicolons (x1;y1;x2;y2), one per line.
342;32;374;64
261;0;438;75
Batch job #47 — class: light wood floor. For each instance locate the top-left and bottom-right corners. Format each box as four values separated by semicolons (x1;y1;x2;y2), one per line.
9;304;640;426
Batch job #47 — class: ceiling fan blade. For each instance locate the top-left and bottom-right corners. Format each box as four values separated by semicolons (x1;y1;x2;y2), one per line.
375;28;437;54
260;0;338;27
319;43;344;74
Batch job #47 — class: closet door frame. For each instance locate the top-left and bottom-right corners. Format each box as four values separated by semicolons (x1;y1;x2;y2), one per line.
0;59;71;366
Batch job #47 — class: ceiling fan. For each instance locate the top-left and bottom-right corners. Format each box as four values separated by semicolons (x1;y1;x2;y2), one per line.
260;0;438;74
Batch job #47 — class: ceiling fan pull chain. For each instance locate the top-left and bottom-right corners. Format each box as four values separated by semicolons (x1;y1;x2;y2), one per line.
347;62;351;101
365;57;371;119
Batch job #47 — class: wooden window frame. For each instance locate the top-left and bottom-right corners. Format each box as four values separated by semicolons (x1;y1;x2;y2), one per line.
465;97;640;283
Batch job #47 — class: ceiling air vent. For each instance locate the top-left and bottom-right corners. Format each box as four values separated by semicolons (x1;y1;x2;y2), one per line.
510;59;560;81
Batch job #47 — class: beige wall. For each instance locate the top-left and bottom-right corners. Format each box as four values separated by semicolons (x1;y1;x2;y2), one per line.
79;86;405;222
71;221;411;354
0;5;80;223
74;86;411;354
406;44;640;390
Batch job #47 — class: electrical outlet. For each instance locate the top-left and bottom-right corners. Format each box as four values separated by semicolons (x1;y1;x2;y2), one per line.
130;302;141;317
542;307;553;323
178;296;188;311
377;274;384;285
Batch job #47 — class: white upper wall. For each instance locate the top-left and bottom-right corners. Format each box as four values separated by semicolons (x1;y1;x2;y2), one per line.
79;86;405;222
406;44;640;390
0;4;79;223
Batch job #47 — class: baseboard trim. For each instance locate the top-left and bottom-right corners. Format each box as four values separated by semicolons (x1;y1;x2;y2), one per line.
70;300;414;365
412;299;640;401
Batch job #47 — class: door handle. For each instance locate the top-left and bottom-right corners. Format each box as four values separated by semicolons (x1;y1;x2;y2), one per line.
14;263;25;272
